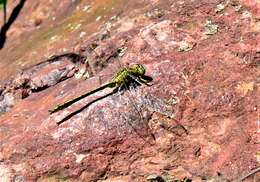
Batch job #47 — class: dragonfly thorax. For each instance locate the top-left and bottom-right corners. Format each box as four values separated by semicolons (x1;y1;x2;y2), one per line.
109;67;130;87
129;64;146;76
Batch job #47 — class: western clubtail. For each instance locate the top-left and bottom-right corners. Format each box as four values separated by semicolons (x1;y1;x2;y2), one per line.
49;63;152;115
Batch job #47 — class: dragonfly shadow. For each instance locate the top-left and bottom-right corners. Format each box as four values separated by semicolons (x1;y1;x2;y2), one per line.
57;88;118;125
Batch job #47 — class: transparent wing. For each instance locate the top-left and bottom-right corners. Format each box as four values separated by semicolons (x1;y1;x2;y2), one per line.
122;81;155;144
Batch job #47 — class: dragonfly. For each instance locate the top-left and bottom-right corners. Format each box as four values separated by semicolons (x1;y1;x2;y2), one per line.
48;56;160;145
48;54;185;145
49;63;153;118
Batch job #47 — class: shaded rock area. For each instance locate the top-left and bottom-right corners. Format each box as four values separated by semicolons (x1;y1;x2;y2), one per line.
0;0;259;182
0;53;87;114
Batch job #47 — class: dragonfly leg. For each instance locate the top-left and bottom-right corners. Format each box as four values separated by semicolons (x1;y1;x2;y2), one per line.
128;74;153;86
128;74;143;86
115;85;125;96
139;76;153;86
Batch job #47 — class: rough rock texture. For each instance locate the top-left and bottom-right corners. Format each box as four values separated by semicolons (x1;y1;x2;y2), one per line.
0;0;259;182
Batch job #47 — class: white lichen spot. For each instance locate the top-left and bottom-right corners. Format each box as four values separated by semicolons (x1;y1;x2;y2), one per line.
96;16;102;21
178;41;193;52
215;3;225;13
74;23;82;30
105;22;112;30
74;68;87;79
241;10;252;19
79;31;86;38
204;20;219;35
167;95;179;105
83;5;91;12
234;5;242;12
50;35;59;42
110;15;119;21
74;153;87;163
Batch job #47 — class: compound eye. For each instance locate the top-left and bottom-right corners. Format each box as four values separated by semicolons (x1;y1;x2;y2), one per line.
130;64;146;75
137;64;145;75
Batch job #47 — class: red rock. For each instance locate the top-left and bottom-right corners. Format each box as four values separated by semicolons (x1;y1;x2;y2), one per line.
0;0;259;181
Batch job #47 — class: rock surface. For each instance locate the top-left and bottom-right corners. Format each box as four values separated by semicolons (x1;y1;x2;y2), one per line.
0;0;259;181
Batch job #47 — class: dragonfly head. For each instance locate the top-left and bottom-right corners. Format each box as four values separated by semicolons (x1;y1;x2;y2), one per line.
130;64;146;76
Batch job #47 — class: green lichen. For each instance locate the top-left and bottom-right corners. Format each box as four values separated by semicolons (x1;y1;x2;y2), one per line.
204;20;219;35
215;3;225;13
178;41;193;52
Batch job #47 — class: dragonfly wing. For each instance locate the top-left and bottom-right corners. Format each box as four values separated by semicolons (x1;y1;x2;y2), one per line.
121;81;155;144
